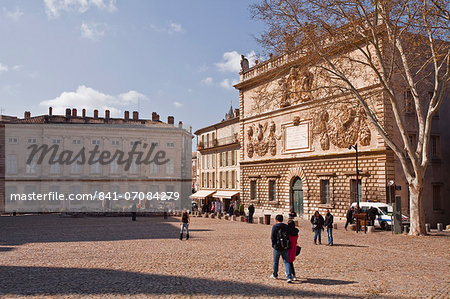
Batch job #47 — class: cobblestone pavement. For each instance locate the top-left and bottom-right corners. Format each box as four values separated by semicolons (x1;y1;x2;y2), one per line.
0;214;449;299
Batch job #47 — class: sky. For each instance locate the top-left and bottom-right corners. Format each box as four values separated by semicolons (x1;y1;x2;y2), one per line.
0;0;265;132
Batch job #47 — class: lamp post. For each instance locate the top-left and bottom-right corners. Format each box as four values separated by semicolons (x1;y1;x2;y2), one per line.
348;143;359;213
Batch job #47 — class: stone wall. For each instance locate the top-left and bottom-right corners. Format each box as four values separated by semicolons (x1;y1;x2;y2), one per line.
240;152;391;219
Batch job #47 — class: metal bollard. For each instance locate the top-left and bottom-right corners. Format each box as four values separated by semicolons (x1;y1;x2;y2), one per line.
437;223;443;232
403;225;409;233
425;223;430;233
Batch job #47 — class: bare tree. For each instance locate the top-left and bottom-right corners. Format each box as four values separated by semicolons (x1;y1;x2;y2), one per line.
251;0;449;235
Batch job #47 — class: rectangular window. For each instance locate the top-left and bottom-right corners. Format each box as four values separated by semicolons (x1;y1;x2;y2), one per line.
167;142;174;148
219;172;223;188
404;90;414;113
231;150;235;165
6;156;17;174
130;158;139;174
351;179;362;203
52;138;61;144
212;154;215;169
110;159;119;174
150;163;159;175
28;138;37;144
231;171;235;189
92;139;100;145
225;171;229;189
90;161;101;174
26;158;37;174
430;136;439;158
320;180;330;204
433;184;441;211
72;139;81;145
7;137;18;144
269;180;276;201
112;140;120;146
50;163;61;175
166;159;174;175
207;172;210;188
219;153;223;167
250;180;257;200
212;172;215;188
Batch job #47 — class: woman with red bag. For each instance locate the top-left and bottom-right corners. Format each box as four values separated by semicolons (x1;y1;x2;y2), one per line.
287;220;299;281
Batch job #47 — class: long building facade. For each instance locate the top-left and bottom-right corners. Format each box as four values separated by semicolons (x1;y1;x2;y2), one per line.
233;48;449;225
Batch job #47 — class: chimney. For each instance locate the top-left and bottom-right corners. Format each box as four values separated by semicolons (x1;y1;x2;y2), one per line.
94;109;99;118
178;121;183;128
132;111;139;120
65;108;71;117
49;107;53;116
82;109;86;118
168;116;174;125
234;109;239;117
72;108;77;117
105;110;110;119
24;111;31;119
151;112;158;121
124;111;129;120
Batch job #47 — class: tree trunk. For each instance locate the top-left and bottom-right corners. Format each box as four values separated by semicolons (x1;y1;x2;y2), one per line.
409;184;426;235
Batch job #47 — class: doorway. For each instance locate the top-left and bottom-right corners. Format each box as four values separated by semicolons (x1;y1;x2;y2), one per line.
291;177;304;215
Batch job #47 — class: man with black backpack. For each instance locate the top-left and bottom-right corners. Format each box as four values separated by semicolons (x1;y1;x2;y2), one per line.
270;214;293;283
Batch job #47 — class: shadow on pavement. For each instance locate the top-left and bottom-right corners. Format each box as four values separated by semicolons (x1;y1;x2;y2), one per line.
0;215;182;246
0;247;15;252
332;244;368;248
0;266;361;298
302;278;357;286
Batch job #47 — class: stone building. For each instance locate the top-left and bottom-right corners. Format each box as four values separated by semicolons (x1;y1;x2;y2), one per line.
0;108;192;213
191;105;240;213
234;49;449;225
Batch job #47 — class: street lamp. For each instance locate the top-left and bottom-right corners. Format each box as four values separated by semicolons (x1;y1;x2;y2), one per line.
348;143;359;213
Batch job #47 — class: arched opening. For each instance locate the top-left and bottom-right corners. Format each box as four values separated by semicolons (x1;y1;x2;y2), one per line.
291;176;304;215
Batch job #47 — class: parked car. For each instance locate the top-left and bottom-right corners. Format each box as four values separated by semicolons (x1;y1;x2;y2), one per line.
351;202;410;230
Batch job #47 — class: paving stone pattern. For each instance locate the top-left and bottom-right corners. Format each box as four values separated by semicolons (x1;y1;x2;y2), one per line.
0;215;449;298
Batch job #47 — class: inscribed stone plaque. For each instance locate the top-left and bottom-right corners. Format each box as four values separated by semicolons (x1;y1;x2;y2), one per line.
285;123;309;151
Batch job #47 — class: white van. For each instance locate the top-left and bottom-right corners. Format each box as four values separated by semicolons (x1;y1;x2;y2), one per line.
351;202;409;230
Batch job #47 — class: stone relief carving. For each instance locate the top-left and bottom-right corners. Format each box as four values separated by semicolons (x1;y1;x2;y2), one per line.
246;121;281;157
313;105;371;150
251;66;314;115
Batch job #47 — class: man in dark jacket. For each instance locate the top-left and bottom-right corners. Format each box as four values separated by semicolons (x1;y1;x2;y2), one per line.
345;207;354;230
228;204;234;217
248;204;255;223
368;206;378;226
324;209;334;246
270;214;293;282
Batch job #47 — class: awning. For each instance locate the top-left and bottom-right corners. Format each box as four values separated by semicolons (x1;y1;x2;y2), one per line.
189;190;216;198
213;190;239;199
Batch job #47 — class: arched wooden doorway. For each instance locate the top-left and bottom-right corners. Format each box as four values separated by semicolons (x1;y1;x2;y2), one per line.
291;177;304;215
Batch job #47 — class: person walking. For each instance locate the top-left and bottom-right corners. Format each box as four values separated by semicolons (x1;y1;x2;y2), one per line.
345;206;354;230
228;204;234;217
248;204;255;223
310;211;324;245
270;215;293;282
324;209;334;246
180;209;190;240
131;203;137;221
287;220;299;281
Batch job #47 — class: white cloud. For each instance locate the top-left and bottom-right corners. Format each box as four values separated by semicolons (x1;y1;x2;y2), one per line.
44;0;116;18
40;85;148;117
215;50;257;73
220;78;239;90
173;101;183;108
201;77;213;86
168;22;183;34
149;22;184;35
81;22;107;40
0;63;8;73
12;65;23;71
3;7;23;21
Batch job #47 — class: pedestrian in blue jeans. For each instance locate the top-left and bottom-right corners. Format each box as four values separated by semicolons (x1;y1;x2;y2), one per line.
270;214;293;283
180;209;190;240
310;210;324;245
324;209;334;246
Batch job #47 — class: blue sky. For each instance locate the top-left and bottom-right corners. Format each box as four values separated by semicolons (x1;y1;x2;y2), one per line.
0;0;264;131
